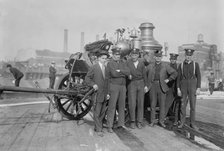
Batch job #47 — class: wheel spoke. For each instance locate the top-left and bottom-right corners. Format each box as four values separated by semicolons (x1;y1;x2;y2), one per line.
65;101;72;111
62;99;70;106
82;101;88;108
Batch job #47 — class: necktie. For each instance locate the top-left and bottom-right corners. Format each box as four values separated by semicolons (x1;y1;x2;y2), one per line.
102;64;105;78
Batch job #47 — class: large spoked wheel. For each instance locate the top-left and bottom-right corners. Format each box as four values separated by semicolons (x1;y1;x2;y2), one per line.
54;73;94;120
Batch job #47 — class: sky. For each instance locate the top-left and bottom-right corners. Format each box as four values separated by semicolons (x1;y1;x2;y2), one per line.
0;0;224;61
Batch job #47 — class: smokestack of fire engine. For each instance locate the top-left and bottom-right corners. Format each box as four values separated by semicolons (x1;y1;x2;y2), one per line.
139;23;162;52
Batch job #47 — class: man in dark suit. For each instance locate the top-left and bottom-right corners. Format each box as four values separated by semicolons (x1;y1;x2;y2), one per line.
164;53;179;122
6;64;24;87
127;48;148;129
49;61;57;89
146;50;177;127
177;48;201;129
85;51;110;137
106;47;130;133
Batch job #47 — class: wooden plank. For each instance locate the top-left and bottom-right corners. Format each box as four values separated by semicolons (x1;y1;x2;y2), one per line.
0;104;46;151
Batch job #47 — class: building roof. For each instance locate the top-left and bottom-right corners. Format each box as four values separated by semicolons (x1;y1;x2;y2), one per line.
36;49;71;58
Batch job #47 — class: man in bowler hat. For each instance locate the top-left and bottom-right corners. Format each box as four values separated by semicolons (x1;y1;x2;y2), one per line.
146;50;177;128
85;50;110;137
126;48;148;129
177;48;201;129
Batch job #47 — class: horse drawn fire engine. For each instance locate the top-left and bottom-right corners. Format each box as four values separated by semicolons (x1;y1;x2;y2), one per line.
0;40;114;120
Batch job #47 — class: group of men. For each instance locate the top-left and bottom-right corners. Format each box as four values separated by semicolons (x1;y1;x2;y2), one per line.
85;47;201;137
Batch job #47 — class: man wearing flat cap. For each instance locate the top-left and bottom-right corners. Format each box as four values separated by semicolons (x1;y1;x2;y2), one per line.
164;53;181;125
177;48;201;129
49;61;57;89
106;47;131;133
85;51;110;137
146;50;177;128
126;48;148;129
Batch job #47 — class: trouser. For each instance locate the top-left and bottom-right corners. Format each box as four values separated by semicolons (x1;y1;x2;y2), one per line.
164;87;175;117
149;81;166;124
94;101;107;132
180;79;197;126
128;79;145;123
107;84;126;128
15;75;24;87
49;76;56;89
173;96;181;123
209;83;215;95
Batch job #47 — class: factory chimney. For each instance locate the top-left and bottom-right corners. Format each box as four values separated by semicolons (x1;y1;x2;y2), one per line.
64;29;68;52
80;32;85;51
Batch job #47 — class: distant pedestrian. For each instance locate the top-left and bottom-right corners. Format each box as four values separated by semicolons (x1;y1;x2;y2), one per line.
207;72;215;95
49;61;57;89
85;51;110;137
146;50;177;128
177;48;201;129
127;48;148;129
6;64;24;87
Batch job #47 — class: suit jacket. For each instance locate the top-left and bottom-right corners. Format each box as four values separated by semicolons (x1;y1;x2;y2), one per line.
85;63;108;103
146;62;178;93
126;59;147;86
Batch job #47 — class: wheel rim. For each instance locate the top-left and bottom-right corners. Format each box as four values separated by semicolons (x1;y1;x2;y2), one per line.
55;73;93;120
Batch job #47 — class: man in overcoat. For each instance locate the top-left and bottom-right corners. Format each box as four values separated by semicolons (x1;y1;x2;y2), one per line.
85;51;110;137
146;50;177;127
177;48;201;129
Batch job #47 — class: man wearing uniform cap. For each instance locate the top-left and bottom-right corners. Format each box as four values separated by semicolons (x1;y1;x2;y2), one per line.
6;64;24;87
146;50;177;128
85;50;110;137
49;61;57;89
126;48;148;129
164;53;181;125
177;48;201;129
106;47;131;133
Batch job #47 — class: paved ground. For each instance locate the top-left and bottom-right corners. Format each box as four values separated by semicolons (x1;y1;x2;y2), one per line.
0;94;223;151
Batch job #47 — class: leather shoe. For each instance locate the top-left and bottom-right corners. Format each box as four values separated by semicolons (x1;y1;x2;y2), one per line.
178;123;184;129
173;121;179;126
96;131;104;137
149;123;155;127
108;128;113;133
137;123;143;129
130;122;135;129
190;124;198;130
159;122;166;128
